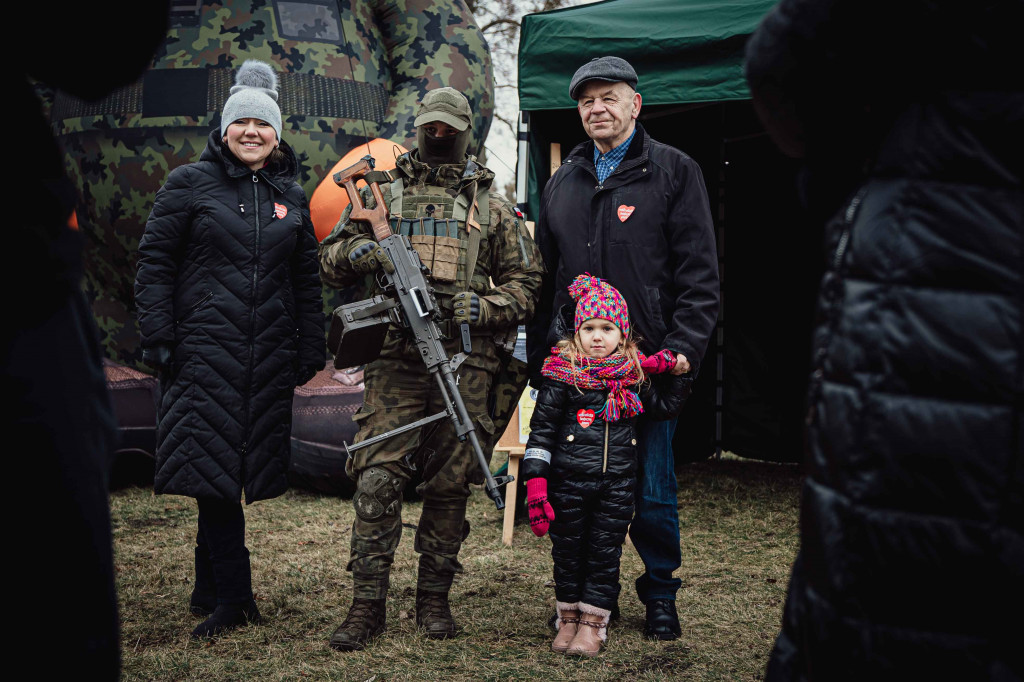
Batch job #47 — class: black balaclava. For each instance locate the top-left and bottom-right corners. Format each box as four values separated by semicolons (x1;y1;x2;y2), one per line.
417;124;471;167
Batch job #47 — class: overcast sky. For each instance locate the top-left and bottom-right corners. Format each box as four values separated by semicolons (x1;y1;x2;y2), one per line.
480;0;597;199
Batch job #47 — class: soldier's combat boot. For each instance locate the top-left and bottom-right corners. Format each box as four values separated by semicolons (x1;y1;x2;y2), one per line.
415;589;457;639
329;598;386;651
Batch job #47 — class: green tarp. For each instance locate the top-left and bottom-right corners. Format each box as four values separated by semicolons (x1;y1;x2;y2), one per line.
515;0;817;465
519;0;778;111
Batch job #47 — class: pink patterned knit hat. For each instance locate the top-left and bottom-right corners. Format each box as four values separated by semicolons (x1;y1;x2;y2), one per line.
569;273;630;336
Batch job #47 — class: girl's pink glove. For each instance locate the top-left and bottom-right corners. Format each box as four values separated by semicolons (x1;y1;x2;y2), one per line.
641;349;676;374
526;478;555;537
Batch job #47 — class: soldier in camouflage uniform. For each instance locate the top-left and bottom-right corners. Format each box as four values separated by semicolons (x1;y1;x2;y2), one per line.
319;87;543;651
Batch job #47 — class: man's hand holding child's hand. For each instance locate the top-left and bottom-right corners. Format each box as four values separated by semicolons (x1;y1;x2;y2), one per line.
641;349;679;375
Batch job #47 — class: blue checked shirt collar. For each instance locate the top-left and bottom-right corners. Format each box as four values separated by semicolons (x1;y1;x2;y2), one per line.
593;127;636;184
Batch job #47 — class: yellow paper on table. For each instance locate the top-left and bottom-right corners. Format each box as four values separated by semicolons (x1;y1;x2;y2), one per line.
518;387;537;444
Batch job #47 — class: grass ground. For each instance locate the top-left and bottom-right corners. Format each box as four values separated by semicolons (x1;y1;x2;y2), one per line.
111;455;802;681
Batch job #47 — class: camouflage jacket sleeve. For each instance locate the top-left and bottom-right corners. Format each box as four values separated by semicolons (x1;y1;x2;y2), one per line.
478;195;545;330
134;165;194;350
317;183;391;289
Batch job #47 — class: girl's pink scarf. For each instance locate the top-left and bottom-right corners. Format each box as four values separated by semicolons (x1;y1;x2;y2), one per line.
540;346;645;422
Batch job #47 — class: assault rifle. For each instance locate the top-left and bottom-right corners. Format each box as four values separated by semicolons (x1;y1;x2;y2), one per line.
327;155;513;510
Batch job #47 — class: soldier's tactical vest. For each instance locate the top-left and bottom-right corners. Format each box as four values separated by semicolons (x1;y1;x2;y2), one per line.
388;176;491;300
386;169;529;455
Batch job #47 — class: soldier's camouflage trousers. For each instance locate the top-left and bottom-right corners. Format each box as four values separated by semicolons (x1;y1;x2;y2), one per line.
345;351;495;599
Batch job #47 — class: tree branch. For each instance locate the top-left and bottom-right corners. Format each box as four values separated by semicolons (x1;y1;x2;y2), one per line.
480;17;520;33
494;112;518;139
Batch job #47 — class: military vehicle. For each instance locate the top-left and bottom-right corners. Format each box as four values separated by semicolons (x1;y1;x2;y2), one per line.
35;1;496;494
38;0;493;369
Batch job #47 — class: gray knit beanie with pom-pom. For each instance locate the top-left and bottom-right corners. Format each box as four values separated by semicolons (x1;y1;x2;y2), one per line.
220;60;282;140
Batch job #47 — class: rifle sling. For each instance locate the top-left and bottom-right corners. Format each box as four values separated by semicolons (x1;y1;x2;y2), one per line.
389;177;405;216
349;298;399;321
363;169;395;186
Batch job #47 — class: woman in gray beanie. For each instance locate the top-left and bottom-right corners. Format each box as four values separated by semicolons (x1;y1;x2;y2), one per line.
135;59;326;638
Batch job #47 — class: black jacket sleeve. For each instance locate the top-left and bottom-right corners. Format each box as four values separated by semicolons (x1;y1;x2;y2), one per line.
661;153;719;377
290;189;327;371
525;180;562;388
522;379;569;481
135;165;193;351
640;373;692;422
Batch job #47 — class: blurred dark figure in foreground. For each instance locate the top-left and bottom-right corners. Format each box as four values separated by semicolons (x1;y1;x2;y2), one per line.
5;5;168;677
745;1;1023;680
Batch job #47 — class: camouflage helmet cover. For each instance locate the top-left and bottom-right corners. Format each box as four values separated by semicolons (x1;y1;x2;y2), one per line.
414;87;473;132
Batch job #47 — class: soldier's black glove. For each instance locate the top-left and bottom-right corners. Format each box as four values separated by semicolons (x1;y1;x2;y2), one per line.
348;239;394;274
451;291;487;325
142;344;173;379
296;364;319;386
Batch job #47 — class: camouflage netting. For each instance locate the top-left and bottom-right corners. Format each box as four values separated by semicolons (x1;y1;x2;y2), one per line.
38;0;494;370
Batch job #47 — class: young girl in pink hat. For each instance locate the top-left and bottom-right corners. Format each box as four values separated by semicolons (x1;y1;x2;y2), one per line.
523;273;687;656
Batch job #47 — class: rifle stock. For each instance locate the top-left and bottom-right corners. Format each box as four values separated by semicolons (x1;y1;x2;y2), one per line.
333;158;391;241
329;155;512;510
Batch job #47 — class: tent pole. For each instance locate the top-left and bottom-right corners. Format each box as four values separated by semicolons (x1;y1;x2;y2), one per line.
714;109;727;460
515;111;530;214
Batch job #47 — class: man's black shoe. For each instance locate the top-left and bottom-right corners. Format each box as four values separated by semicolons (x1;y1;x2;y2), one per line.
643;599;681;640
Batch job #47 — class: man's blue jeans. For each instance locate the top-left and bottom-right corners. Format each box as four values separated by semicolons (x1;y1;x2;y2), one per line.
631;417;681;603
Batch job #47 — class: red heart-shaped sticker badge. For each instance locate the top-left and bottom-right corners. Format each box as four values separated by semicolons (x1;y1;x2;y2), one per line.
617;205;635;222
577;409;595;428
274;203;288;219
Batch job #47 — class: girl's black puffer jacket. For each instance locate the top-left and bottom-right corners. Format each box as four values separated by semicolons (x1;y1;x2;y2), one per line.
522;373;688;482
135;130;325;503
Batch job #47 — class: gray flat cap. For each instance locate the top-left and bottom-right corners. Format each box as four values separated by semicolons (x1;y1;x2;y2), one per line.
569;56;638;100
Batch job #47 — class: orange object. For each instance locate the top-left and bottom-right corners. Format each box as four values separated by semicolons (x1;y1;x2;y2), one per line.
67;210;78;230
310;138;409;242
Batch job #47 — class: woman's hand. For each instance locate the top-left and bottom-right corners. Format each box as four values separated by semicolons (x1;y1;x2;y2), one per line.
142;344;174;379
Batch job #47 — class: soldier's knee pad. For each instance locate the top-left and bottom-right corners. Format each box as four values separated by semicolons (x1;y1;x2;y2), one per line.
354;467;405;522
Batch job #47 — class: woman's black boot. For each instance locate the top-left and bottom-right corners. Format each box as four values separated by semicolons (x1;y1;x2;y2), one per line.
191;600;262;638
189;543;216;616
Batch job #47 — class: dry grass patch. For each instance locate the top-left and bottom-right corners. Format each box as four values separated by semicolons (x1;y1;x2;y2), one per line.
112;455;801;681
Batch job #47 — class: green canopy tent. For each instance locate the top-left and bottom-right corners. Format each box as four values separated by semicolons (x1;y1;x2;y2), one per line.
517;0;819;464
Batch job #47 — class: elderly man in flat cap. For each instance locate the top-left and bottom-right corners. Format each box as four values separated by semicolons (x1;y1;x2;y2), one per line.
526;56;719;641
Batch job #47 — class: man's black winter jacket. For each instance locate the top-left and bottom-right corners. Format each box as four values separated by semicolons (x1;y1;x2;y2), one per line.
526;124;719;387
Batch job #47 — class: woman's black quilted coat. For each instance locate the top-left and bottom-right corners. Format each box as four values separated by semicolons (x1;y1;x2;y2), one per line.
135;130;325;502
